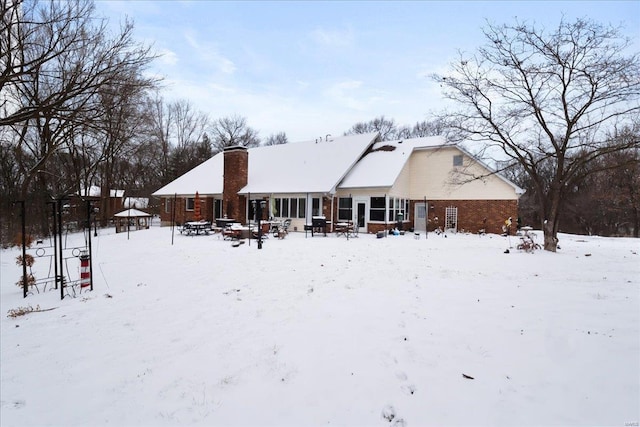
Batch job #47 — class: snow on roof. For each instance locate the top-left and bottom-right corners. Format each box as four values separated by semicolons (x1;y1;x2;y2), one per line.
79;185;101;198
113;208;151;217
240;133;378;194
79;186;125;198
152;133;379;197
124;198;149;209
152;154;224;197
339;136;448;189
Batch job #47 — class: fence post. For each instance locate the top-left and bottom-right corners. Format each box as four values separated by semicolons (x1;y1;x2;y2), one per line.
12;201;27;298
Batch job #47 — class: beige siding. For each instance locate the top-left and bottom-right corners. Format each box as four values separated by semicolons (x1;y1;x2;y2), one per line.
409;147;519;200
389;161;412;196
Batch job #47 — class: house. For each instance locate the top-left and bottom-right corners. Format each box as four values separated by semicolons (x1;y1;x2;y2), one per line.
67;186;125;227
152;132;523;235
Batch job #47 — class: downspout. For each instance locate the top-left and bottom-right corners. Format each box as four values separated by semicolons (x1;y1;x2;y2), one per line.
385;193;388;235
330;193;335;233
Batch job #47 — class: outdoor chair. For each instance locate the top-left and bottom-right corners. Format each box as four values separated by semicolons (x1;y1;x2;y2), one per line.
252;222;270;240
275;218;291;239
335;221;358;238
223;227;241;241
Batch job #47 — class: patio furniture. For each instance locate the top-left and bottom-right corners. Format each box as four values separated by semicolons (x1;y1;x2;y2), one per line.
223;227;241;240
184;221;212;235
216;218;235;228
309;216;327;236
273;219;291;239
269;220;281;236
335;221;358;238
251;222;271;239
224;223;250;240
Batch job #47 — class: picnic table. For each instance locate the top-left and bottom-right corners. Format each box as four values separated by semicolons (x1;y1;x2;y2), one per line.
183;221;212;235
223;223;250;240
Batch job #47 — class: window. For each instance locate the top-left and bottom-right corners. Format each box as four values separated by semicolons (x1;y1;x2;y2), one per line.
388;197;410;222
186;198;194;211
338;197;352;221
273;198;281;217
312;198;321;216
272;197;306;218
453;154;463;167
298;198;306;218
165;198;170;214
370;197;386;221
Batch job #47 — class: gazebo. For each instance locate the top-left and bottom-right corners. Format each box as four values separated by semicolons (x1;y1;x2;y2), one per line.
113;209;152;233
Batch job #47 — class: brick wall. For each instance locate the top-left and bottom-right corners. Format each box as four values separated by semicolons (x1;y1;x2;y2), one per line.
326;197;518;235
158;196;213;226
223;146;248;224
420;199;518;234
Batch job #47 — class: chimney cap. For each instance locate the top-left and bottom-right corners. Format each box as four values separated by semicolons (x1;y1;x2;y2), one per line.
223;145;248;153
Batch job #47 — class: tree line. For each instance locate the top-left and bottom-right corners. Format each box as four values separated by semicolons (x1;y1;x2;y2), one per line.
0;0;291;243
1;1;638;248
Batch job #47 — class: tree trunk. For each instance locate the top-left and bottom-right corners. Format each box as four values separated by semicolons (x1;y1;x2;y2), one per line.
543;219;559;252
540;190;562;252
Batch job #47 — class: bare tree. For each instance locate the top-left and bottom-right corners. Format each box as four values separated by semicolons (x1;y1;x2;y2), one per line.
2;0;156;199
344;115;397;141
264;131;288;146
210;115;260;151
171;99;210;149
563;124;640;237
1;1;155;128
1;0;157;237
93;73;156;223
434;18;640;251
140;94;173;185
410;119;447;138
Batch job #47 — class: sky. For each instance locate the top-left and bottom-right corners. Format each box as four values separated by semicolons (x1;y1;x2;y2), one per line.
95;1;640;143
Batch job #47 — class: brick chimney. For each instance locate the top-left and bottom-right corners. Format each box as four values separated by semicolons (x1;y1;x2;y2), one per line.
223;146;248;224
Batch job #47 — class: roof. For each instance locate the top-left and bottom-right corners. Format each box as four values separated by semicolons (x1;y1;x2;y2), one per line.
152;132;379;197
339;136;448;189
79;185;101;198
240;133;378;194
151;132;523;198
152;154;224;197
78;186;124;198
113;208;151;218
124;197;149;209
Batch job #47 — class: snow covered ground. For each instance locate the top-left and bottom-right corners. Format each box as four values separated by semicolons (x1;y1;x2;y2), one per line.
1;224;638;426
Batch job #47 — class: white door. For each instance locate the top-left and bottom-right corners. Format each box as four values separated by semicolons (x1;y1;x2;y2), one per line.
353;197;368;233
414;202;427;231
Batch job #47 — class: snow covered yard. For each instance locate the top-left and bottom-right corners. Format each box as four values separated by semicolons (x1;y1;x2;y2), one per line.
1;226;638;426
